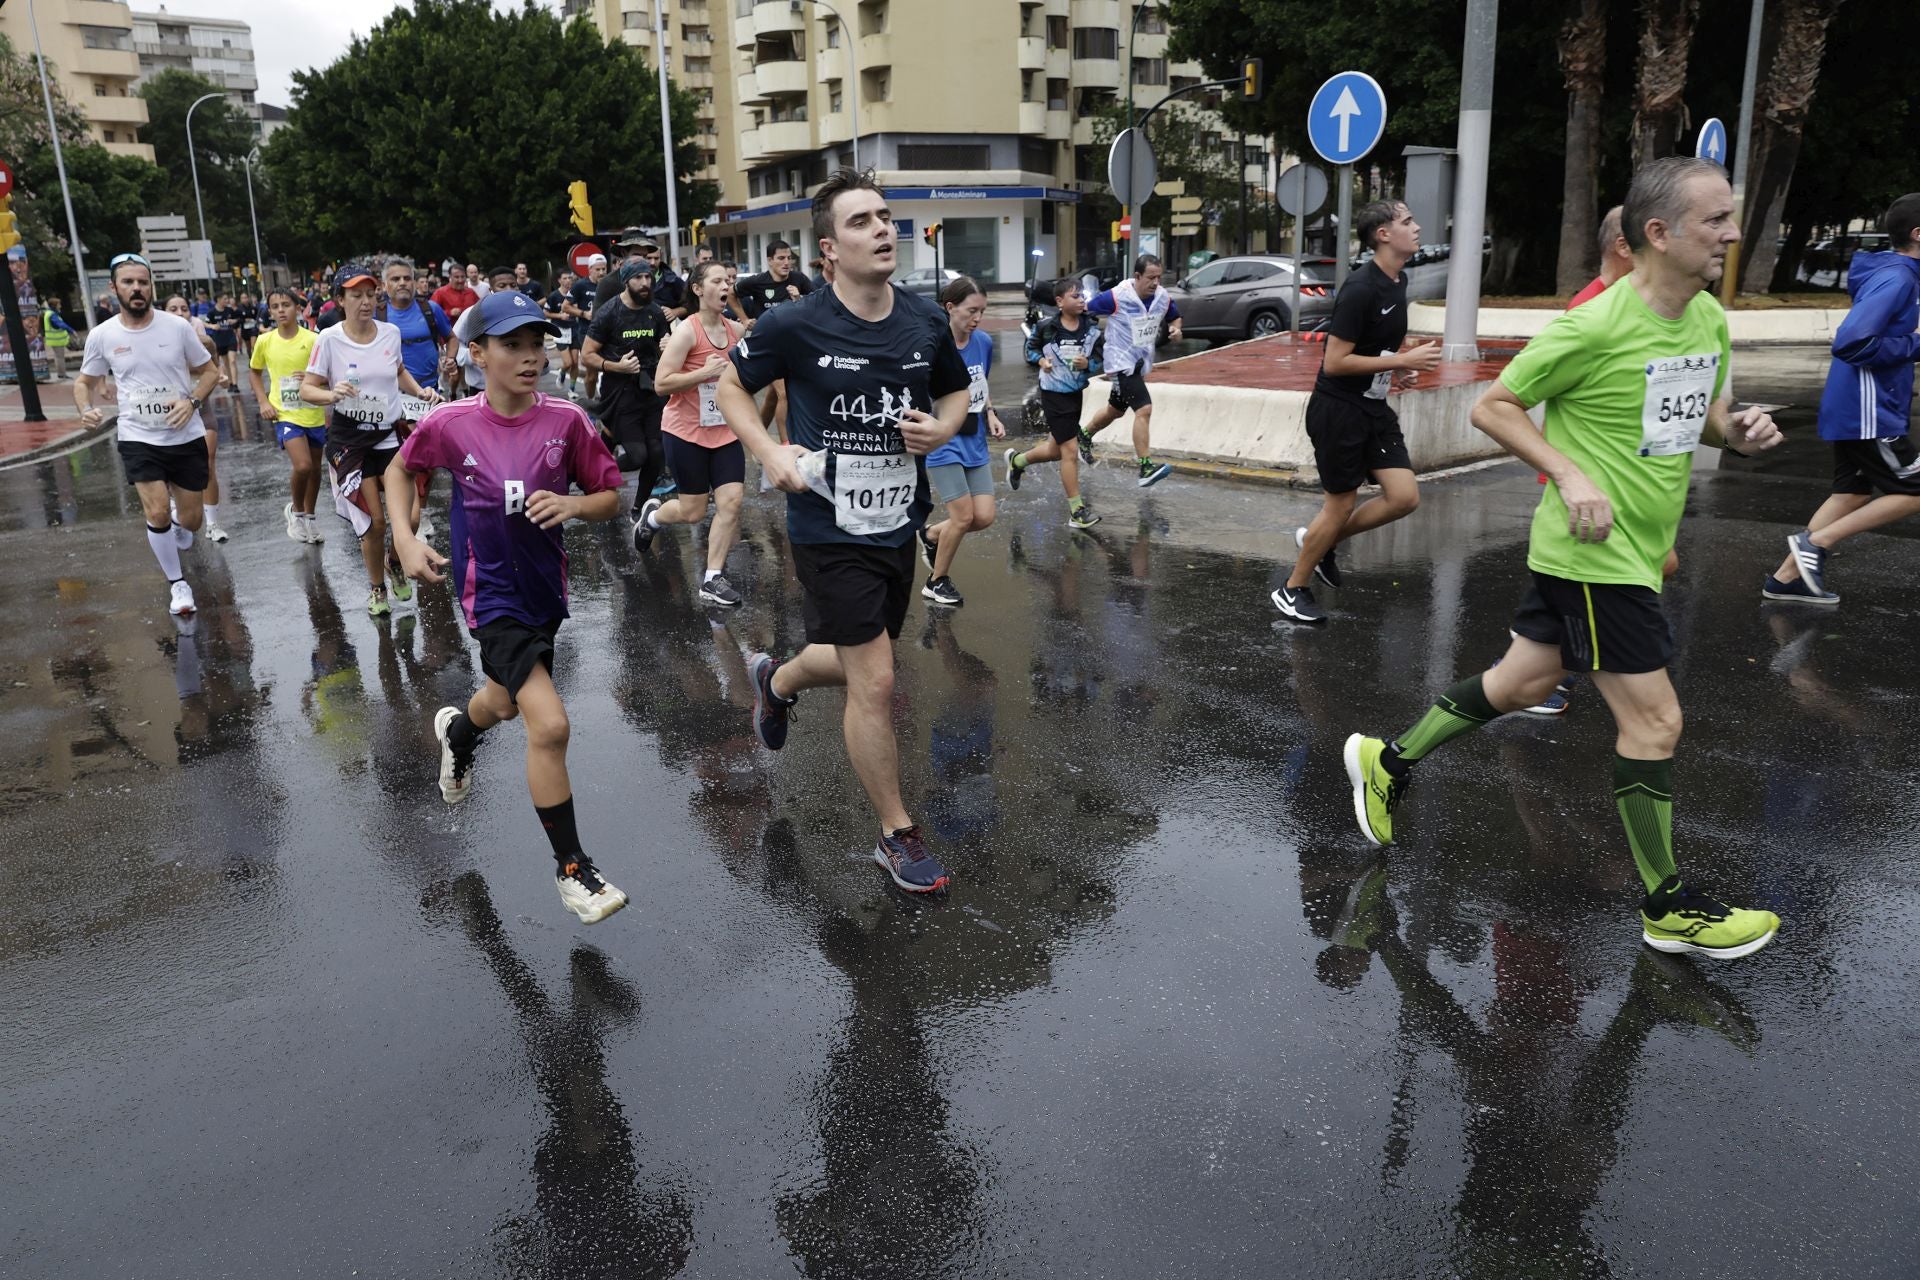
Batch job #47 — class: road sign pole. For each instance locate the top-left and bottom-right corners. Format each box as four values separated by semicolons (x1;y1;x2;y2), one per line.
1440;0;1498;362
1291;171;1304;339
0;274;45;422
1723;0;1765;304
1334;165;1353;289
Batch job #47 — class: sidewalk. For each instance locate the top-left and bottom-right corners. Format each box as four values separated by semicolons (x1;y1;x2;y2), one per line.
0;381;100;466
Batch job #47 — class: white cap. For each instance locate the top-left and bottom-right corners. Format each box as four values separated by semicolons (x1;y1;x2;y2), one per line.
586;253;608;267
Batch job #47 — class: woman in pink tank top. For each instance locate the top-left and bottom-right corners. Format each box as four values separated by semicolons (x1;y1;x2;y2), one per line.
633;261;750;607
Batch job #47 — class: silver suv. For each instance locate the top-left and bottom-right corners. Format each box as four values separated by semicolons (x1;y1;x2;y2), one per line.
1166;255;1335;341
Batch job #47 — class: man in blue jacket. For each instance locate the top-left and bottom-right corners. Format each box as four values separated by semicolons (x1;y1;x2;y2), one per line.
1764;193;1920;604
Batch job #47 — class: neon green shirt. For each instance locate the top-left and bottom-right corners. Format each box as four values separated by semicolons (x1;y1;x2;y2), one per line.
1500;280;1729;591
250;327;325;429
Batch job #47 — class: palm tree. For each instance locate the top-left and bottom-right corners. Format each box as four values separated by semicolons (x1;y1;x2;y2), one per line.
1555;0;1610;294
1631;0;1701;167
1738;0;1847;291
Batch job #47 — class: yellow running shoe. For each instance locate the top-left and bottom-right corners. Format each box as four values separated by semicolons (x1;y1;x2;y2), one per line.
1642;883;1779;960
1343;733;1402;847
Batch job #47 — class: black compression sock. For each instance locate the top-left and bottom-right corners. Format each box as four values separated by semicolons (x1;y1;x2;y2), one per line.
536;797;583;863
447;711;482;754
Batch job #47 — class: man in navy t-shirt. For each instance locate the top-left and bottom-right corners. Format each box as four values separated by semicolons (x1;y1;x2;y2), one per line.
718;169;971;896
379;257;452;391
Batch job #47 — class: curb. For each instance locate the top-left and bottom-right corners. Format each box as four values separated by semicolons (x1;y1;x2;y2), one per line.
0;415;114;470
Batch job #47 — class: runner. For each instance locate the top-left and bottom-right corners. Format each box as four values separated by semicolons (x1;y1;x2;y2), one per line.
1343;157;1786;960
1078;253;1181;488
164;294;230;542
430;263;480;325
544;271;579;394
735;239;812;441
718;169;971;893
1763;191;1920;606
300;264;442;616
248;287;327;544
378;256;454;396
642;240;687;320
598;233;651;308
566;256;606;403
467;262;490;298
74;253;221;616
40;296;74;381
633;260;748;606
916;275;1005;608
1271;201;1441;624
513;262;543;300
581;259;667;510
386;288;629;925
1007;276;1106;529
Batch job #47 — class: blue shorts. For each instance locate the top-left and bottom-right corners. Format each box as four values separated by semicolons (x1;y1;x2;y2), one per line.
277;422;326;450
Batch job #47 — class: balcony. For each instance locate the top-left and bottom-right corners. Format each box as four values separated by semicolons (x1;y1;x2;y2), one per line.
1069;0;1120;26
1071;115;1100;147
1017;36;1044;71
858;32;890;67
759;119;813;155
1046;46;1069;79
69;0;138;25
102;138;155;162
733;11;756;47
817;109;851;145
85;95;149;125
738;127;766;162
72;46;139;77
752;0;802;34
735;71;763;103
681;70;714;90
1070;56;1119;90
1132;31;1167;58
815;47;851;82
1018;101;1046;134
1042;0;1069;13
755;58;808;97
1045;108;1070;141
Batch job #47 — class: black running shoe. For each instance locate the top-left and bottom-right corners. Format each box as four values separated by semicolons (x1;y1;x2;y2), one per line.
699;573;743;607
922;575;963;607
872;825;950;893
1271;583;1327;623
918;524;937;572
632;497;662;552
748;652;795;750
1293;525;1342;589
1004;447;1024;491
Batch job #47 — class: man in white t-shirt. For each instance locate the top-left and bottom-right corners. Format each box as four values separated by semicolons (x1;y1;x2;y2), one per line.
75;253;221;616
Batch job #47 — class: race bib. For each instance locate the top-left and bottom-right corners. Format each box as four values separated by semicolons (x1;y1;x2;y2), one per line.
399;395;432;422
1640;353;1718;456
966;365;989;415
1365;371;1393;401
698;381;724;427
277;374;303;411
124;383;182;431
1056;341;1083;367
337;390;386;424
831;451;916;536
1130;315;1160;347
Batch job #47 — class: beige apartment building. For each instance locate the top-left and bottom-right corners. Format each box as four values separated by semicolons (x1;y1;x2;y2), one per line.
569;0;1249;283
563;0;730;188
0;0;153;160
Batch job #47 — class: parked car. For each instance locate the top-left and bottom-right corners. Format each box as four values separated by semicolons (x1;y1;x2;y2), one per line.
896;266;962;297
1165;255;1336;341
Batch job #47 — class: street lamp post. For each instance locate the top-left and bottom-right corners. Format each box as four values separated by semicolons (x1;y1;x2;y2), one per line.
1122;1;1159;264
184;92;222;296
26;0;91;334
650;0;681;266
795;0;858;174
240;151;264;285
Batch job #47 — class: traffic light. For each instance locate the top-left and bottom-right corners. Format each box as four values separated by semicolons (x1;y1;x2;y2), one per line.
923;222;941;248
567;180;594;235
1242;57;1264;102
0;198;18;253
690;217;705;244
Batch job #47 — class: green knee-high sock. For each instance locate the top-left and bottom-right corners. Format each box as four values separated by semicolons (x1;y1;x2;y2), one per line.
1614;755;1678;896
1392;673;1501;763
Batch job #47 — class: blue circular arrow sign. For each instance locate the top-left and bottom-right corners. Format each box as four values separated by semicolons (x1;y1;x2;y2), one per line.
1308;72;1388;166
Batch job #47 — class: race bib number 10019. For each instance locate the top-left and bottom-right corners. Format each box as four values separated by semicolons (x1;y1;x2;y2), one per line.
831;452;916;536
1640;353;1718;457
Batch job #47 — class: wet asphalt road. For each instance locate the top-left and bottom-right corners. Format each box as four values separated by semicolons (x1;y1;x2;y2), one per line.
4;347;1918;1278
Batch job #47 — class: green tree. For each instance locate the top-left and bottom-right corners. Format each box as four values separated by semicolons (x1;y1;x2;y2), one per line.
262;0;713;272
1085;99;1258;261
139;69;258;271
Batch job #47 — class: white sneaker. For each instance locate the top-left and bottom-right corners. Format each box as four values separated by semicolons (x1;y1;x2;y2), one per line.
416;511;435;540
555;857;628;925
205;520;229;544
168;579;195;615
302;513;324;543
432;705;473;804
285;502;304;542
173;523;194;550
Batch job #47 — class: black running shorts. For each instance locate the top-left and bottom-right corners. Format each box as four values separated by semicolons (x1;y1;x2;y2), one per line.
1107;369;1152;412
662;433;746;495
600;393;663;472
474;616;561;700
1041;390;1084;444
118;438;209;490
1306;393;1411;494
1831;437;1920;497
791;539;915;647
1510;571;1673;675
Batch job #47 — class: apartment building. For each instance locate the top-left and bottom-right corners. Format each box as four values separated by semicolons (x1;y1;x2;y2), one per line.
563;0;730;188
131;8;262;135
0;0;153;160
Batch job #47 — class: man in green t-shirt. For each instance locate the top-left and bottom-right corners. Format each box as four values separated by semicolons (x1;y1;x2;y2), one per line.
1343;156;1787;961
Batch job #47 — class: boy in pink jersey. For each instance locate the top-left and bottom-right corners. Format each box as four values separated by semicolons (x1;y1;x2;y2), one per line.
386;290;629;925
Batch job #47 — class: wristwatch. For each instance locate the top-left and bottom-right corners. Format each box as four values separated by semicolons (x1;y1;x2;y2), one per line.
189;395;204;411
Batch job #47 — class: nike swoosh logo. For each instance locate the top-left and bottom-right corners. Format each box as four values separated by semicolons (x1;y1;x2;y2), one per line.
1379;306;1396;314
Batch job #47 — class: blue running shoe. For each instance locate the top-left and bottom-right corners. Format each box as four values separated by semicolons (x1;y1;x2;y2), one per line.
872;825;950;893
651;477;679;499
1761;573;1839;605
748;652;795;751
1522;687;1570;716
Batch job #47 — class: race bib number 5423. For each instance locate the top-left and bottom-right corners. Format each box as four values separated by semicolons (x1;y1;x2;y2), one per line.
1640;353;1718;457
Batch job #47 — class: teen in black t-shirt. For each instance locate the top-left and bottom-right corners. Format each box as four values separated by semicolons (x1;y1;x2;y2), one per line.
583;266;669;497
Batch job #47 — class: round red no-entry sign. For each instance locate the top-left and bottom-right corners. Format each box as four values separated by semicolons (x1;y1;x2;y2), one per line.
0;161;15;200
568;240;604;276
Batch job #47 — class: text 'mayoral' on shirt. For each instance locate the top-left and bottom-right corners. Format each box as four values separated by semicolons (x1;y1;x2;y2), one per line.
1313;259;1410;413
398;394;623;629
731;284;970;547
81;311;212;445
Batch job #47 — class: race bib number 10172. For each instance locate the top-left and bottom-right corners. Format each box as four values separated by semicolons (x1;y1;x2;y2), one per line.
831;452;915;536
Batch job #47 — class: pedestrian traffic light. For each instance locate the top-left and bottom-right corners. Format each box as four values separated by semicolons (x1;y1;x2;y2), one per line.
923;222;941;248
1242;57;1264;102
0;198;17;253
567;180;594;235
690;217;705;244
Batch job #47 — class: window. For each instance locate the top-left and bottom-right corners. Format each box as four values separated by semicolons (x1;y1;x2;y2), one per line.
93;83;107;97
1171;75;1199;93
1132;57;1166;86
1046;16;1068;48
1019;138;1052;172
1072;28;1117;59
858;2;887;37
942;218;998;283
863;68;889;101
1046;78;1067;110
898;143;990;170
1022;72;1036;103
830;87;843;112
1136;6;1168;33
825;22;839;48
104;130;117;143
80;26;133;51
1222;262;1280;284
1186;261;1229;290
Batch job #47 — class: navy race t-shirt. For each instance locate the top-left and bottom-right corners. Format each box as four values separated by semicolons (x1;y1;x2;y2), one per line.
732;284;968;547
